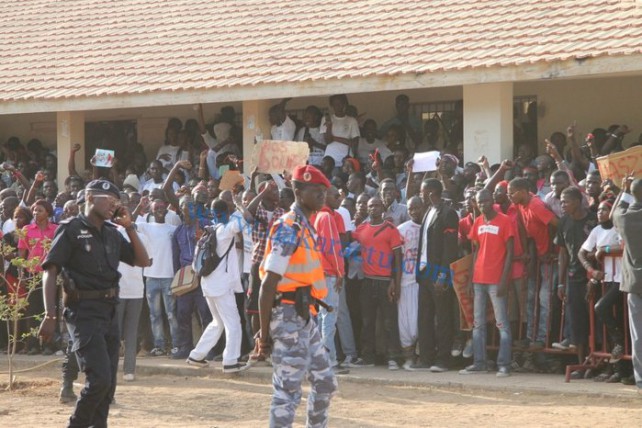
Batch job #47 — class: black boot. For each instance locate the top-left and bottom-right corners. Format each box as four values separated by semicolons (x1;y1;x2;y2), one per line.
59;380;76;404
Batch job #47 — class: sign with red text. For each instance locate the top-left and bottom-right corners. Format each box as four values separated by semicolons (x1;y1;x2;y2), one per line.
596;146;642;185
252;140;309;174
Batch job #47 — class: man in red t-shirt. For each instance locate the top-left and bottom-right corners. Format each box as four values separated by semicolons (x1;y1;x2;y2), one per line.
460;189;514;377
508;177;559;350
311;186;348;373
351;196;403;369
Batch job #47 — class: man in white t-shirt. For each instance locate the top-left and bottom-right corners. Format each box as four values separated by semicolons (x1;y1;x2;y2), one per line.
137;199;179;357
269;99;296;141
357;119;391;167
295;105;325;166
320;94;360;167
397;196;425;370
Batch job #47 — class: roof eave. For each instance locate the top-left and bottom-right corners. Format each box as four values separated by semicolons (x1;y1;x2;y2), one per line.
1;53;641;116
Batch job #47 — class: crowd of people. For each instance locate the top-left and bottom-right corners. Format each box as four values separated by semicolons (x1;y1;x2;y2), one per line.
1;93;641;402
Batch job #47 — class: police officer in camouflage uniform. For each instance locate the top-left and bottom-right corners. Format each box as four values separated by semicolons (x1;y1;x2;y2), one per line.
39;180;150;428
258;165;337;428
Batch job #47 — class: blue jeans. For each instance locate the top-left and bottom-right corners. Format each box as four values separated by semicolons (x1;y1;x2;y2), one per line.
473;284;512;369
526;261;557;343
337;279;357;359
319;276;340;366
146;277;179;349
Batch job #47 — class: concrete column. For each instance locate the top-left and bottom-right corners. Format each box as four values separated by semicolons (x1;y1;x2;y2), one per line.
242;100;272;174
463;82;513;165
56;111;85;186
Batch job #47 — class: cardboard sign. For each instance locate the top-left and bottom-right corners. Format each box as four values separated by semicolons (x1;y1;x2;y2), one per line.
450;254;474;331
412;151;440;172
596;145;642;185
219;170;244;191
94;149;114;168
252;140;309;174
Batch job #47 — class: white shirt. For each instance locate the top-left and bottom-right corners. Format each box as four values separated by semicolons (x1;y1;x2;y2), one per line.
419;207;438;270
271;115;296;141
137;222;178;279
320;114;360;165
156;145;188;170
230;211;252;275
336;206;354;232
581;225;623;283
296;126;325;166
117;226;146;299
357;137;391;165
398;221;421;285
2;218;15;235
136;210;182;227
200;220;244;297
139;178;179;195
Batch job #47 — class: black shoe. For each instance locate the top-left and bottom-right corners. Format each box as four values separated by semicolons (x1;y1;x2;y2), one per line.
223;363;250;374
59;384;77;404
186;357;209;368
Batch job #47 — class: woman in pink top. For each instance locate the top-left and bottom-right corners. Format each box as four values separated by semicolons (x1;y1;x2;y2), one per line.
17;199;58;355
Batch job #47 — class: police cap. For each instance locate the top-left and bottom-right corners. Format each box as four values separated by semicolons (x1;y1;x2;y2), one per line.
85;179;120;199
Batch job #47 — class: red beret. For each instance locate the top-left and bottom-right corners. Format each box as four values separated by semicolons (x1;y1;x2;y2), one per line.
497;180;509;190
344;157;361;172
292;165;331;188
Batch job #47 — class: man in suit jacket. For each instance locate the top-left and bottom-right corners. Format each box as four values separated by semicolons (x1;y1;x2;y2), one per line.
410;178;460;371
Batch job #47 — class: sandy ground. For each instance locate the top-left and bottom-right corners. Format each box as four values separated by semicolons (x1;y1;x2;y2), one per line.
1;365;641;427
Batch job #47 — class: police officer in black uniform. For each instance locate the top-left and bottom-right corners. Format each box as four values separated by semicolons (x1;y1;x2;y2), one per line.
39;180;150;428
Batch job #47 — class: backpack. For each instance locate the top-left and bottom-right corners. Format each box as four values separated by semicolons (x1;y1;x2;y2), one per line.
192;225;234;277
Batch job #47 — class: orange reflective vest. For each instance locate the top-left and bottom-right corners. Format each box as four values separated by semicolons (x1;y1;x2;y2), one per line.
259;207;327;302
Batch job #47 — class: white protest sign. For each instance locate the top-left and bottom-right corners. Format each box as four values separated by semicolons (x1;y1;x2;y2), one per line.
412;151;440;172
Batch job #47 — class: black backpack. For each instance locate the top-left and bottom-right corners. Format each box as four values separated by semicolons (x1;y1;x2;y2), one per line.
192;225;234;277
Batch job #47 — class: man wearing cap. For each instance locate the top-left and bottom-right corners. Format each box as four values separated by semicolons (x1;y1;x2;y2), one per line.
38;179;150;428
257;165;337;427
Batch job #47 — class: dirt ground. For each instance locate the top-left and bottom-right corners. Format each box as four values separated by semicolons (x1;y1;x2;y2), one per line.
1;366;641;427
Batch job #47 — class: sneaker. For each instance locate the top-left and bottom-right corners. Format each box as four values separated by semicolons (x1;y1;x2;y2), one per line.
148;347;166;357
222;363;250;374
342;356;359;367
169;348;190;360
388;360;400;371
402;360;414;371
333;365;350;375
123;373;135;382
451;338;464;357
430;364;448;373
610;344;624;363
569;370;584;380
186;357;209;368
496;367;511;378
552;338;571;350
350;358;375;368
406;362;432;372
459;364;488;375
462;339;473;359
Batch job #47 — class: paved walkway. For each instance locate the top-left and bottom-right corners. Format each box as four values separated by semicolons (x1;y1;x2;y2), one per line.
6;355;638;399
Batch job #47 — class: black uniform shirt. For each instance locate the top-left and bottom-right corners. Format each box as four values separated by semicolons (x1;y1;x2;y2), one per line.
42;214;136;291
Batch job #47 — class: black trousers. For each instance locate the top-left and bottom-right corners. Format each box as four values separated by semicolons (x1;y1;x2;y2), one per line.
417;277;455;367
595;281;624;345
65;300;120;428
567;278;590;349
359;278;401;362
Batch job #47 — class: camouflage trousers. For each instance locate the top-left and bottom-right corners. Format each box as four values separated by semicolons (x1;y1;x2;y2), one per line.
269;304;338;428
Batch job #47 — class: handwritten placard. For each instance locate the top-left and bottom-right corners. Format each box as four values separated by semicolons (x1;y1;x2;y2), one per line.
596;146;642;185
252;140;309;174
219;170;244;191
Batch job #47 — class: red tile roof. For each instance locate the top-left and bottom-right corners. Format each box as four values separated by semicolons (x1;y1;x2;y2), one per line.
0;0;640;102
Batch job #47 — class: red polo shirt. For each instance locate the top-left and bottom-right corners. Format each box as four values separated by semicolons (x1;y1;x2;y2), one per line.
353;220;402;278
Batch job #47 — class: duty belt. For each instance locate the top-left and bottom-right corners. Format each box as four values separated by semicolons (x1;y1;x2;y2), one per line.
70;287;118;300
